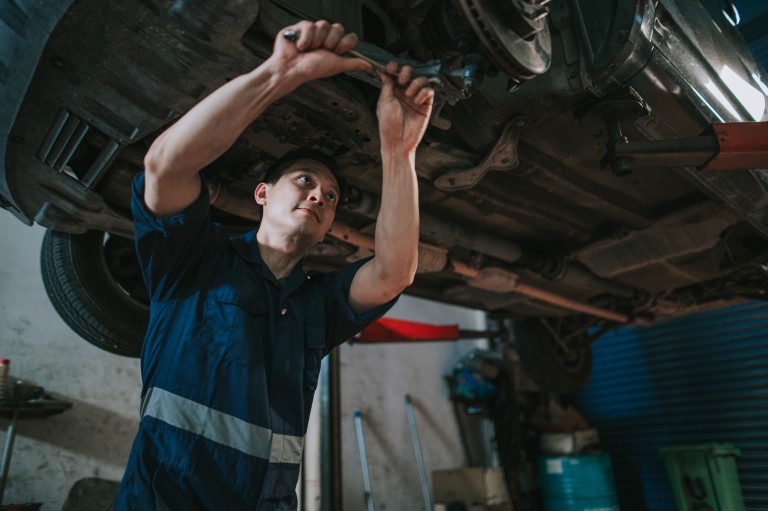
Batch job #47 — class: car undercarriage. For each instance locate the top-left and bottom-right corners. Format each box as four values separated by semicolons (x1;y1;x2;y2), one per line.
2;0;767;390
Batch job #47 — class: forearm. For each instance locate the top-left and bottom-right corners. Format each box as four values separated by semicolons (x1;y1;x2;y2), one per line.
145;58;298;181
347;64;432;311
372;150;420;291
141;20;370;218
370;67;432;288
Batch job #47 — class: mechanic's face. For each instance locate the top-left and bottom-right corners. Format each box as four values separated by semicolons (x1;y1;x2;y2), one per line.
255;159;340;245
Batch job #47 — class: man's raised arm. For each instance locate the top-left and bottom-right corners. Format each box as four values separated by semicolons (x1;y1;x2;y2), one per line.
348;63;435;312
142;20;371;218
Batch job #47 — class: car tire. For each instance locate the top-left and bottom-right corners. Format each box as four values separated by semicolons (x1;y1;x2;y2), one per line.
514;318;592;393
40;229;148;357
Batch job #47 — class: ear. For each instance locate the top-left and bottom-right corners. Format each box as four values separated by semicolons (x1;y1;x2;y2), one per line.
254;182;269;206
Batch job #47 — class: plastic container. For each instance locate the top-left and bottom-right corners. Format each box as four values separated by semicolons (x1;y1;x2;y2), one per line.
660;443;745;511
539;454;620;511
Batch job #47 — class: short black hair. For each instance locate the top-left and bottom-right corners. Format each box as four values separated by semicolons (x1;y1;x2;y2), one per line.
263;149;346;203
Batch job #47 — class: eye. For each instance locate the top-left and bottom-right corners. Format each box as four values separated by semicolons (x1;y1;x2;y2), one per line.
325;192;337;202
299;175;311;184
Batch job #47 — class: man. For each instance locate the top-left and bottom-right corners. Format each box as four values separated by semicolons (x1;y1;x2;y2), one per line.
115;19;434;510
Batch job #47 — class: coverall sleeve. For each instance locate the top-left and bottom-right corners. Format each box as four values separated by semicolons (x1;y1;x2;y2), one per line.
323;257;399;353
131;171;223;301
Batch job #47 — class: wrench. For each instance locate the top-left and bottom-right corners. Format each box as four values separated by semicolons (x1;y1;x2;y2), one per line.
282;29;444;87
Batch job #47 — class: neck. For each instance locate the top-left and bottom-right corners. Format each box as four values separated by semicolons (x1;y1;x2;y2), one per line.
255;228;313;279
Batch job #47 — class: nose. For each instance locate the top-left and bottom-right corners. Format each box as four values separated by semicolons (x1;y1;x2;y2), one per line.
308;188;324;206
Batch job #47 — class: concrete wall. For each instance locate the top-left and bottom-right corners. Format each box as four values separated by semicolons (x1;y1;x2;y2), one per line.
0;211;486;510
0;213;141;509
340;298;486;511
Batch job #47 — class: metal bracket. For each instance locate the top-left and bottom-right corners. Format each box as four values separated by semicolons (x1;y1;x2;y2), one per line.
434;116;528;191
573;87;650;176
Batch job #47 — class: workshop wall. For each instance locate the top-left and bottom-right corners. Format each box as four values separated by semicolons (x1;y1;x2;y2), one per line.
340;300;487;511
0;213;142;509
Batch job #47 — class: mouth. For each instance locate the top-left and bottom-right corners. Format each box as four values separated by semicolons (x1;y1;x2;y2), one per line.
297;207;320;223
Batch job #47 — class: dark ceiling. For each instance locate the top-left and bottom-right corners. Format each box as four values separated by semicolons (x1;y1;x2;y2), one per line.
738;0;768;71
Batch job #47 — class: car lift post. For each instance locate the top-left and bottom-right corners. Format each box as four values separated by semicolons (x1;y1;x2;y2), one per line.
602;121;768;173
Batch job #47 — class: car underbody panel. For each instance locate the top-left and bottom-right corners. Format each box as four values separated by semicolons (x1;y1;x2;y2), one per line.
2;0;768;361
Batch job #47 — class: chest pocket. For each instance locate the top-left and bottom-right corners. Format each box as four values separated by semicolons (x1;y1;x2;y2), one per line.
203;287;268;366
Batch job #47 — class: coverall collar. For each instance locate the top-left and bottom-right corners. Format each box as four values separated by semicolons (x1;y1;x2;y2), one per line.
231;230;312;297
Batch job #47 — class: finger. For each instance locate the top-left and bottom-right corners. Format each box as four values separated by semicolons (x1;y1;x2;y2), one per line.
311;20;331;49
398;65;412;87
378;70;395;97
324;23;345;50
336;32;359;54
405;76;431;97
294;21;315;51
385;61;398;76
414;86;435;105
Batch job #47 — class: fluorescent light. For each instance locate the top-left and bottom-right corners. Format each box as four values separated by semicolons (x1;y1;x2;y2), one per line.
720;65;766;121
752;73;768;97
704;80;741;119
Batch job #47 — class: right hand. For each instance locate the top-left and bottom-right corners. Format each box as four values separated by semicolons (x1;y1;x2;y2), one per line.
376;62;435;155
270;20;372;86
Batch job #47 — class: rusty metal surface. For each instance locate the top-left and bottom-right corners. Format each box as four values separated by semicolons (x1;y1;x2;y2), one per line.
1;0;768;353
703;121;768;171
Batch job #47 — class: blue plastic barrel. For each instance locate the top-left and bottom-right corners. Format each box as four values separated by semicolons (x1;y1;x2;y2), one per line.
539;454;620;511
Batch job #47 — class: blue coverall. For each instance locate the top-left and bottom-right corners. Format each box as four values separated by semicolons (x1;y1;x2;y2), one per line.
115;173;395;510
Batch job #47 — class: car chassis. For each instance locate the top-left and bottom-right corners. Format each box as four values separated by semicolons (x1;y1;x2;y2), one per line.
2;0;767;391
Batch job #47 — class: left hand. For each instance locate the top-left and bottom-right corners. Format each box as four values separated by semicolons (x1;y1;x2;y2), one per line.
376;62;435;155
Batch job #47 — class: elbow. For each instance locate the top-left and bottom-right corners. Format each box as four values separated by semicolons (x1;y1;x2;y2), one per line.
144;149;163;178
381;265;416;297
396;253;418;290
143;136;172;179
400;267;416;289
370;247;418;300
392;276;414;296
143;146;163;177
